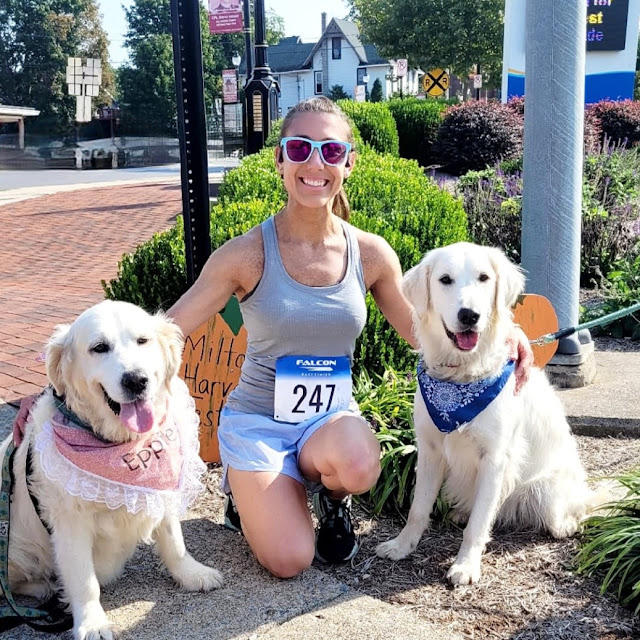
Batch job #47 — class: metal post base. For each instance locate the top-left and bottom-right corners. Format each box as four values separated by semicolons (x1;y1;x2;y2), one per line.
546;341;596;388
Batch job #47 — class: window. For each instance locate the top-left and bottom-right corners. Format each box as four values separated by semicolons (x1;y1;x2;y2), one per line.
332;37;341;60
314;70;323;95
357;68;366;85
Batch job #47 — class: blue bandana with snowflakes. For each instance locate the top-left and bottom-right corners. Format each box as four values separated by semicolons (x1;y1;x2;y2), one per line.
417;360;516;433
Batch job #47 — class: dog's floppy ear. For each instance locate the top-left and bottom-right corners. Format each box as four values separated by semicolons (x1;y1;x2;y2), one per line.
46;324;72;395
488;247;525;315
403;257;432;319
155;313;185;390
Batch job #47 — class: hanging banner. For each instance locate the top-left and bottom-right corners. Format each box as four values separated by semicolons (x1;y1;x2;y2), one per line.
209;0;243;34
502;0;640;103
222;69;238;103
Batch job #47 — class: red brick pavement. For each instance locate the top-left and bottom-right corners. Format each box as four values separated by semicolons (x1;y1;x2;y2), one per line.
0;182;182;404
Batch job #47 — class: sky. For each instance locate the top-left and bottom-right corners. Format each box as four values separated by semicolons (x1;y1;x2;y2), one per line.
97;0;351;68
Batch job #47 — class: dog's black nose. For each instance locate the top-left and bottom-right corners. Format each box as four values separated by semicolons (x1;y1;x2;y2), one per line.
121;371;148;396
458;308;480;327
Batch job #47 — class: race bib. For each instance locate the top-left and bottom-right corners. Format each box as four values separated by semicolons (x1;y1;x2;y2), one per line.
274;356;352;423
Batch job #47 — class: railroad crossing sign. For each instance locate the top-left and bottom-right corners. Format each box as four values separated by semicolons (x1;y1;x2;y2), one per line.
66;57;102;122
422;68;449;97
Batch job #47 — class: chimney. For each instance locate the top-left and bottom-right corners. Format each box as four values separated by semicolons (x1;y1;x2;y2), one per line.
321;12;327;33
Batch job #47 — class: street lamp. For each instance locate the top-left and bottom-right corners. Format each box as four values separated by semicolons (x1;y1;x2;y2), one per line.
232;52;242;68
244;0;279;154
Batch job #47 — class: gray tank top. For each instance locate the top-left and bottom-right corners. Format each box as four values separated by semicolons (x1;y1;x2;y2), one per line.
225;215;367;417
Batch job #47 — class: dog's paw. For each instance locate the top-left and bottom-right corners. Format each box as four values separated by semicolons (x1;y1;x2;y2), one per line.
75;609;121;640
446;560;482;586
376;537;416;561
177;562;224;592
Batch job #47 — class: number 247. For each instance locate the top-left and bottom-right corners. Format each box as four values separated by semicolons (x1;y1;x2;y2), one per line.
292;384;336;414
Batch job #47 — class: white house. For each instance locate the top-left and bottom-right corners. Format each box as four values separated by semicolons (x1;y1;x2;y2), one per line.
240;15;423;114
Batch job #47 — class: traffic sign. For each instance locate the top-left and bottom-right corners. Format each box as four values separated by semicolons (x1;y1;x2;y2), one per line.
473;74;483;89
396;58;408;77
422;68;449;97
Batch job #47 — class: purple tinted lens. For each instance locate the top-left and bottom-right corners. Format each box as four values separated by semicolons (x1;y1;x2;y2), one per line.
321;142;348;164
285;138;312;162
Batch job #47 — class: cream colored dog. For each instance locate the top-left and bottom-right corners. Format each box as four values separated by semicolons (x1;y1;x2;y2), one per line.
376;242;597;586
1;300;222;640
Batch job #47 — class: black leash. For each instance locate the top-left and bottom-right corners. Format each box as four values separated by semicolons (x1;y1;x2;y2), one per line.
0;441;73;633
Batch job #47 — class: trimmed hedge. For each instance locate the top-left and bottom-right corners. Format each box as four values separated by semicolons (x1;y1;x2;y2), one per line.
337;100;400;156
436;100;524;175
586;100;640;148
105;145;468;376
387;98;448;167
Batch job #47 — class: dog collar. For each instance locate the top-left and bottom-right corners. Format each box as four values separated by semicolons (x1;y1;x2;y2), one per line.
417;360;515;433
52;388;101;437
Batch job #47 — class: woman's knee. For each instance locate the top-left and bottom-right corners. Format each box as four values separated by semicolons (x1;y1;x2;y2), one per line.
255;539;315;578
340;450;381;494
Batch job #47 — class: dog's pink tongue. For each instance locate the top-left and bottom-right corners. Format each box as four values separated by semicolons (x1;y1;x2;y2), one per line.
456;331;479;351
119;400;155;433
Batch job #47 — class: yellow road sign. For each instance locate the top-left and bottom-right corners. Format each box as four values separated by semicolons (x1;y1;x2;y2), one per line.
422;68;449;96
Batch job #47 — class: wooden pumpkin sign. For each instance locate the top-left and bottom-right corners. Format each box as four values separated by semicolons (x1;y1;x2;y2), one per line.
512;294;559;368
180;299;246;463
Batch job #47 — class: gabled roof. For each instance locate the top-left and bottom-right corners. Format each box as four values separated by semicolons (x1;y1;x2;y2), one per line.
240;36;314;74
302;18;389;67
239;19;390;75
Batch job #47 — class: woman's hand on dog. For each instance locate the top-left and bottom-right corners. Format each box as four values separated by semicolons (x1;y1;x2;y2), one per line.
508;326;534;395
13;393;37;446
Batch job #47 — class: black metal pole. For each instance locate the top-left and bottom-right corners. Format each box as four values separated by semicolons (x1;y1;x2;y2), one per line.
169;0;211;286
243;0;253;80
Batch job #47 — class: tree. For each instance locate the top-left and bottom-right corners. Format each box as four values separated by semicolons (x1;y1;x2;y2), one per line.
118;0;284;137
328;85;350;101
348;0;504;88
0;0;114;137
370;78;383;102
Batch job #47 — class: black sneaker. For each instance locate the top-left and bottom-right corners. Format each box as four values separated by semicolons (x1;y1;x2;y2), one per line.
224;494;242;533
312;488;358;564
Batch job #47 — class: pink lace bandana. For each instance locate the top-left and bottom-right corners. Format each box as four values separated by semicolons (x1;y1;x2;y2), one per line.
34;388;206;521
50;412;183;490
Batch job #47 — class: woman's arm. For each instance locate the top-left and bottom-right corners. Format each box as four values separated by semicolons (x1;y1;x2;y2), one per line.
167;233;259;337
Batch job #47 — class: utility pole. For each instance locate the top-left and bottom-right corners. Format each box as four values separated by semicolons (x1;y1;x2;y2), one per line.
521;0;595;385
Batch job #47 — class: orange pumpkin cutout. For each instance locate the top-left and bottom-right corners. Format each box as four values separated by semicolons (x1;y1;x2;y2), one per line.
180;314;247;463
512;294;559;368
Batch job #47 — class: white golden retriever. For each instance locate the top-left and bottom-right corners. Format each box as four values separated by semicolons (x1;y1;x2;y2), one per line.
376;242;597;586
1;300;222;639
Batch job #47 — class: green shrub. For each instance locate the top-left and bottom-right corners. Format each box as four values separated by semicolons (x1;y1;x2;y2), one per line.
102;220;187;312
586;100;640;148
581;144;640;285
387;98;448;167
458;143;640;287
217;147;286;208
576;469;640;613
436;100;524;175
370;78;383;103
354;368;417;515
457;167;523;263
337;100;400;156
264;118;283;147
581;250;640;339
